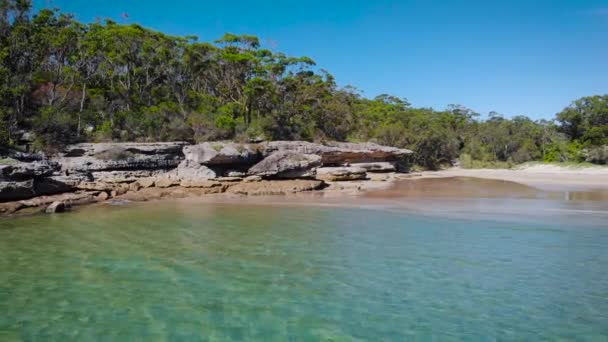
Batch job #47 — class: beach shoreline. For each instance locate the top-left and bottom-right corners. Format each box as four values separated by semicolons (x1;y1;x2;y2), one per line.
409;165;608;191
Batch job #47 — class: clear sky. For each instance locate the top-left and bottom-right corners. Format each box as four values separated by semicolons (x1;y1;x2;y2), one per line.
35;0;608;119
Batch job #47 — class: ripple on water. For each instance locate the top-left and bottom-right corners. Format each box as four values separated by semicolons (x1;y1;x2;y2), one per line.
1;199;608;340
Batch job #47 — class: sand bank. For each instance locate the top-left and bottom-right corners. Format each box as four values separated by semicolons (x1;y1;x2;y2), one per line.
412;165;608;191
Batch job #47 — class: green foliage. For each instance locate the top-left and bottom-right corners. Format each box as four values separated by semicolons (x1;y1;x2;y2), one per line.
460;154;514;169
583;145;608;165
0;3;606;168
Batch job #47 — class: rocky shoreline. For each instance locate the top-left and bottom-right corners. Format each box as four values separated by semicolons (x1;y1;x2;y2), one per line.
0;141;413;215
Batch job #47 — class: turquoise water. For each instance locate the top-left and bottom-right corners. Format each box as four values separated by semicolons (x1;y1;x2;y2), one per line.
1;198;608;340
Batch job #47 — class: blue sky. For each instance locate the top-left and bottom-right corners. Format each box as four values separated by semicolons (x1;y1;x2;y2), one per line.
36;0;608;119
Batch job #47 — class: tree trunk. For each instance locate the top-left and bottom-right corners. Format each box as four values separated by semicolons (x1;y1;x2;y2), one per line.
77;83;86;138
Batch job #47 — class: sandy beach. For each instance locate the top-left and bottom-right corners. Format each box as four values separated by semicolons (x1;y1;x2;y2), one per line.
411;165;608;191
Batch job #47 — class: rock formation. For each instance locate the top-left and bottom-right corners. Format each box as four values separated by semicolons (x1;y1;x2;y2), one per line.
315;167;368;181
0;140;413;215
248;151;321;178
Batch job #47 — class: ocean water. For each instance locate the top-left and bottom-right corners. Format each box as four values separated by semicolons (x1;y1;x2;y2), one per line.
1;180;608;340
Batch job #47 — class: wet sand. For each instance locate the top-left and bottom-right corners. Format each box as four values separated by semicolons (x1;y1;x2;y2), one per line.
364;176;608;201
160;176;608;225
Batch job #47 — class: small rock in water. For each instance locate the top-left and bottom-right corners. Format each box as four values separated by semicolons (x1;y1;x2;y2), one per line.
45;201;65;213
96;191;109;202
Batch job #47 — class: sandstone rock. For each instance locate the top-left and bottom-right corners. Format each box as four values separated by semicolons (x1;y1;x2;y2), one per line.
138;177;156;188
76;182;114;192
243;175;262;182
227;179;324;195
248;151;321;178
58;142;187;174
110;186;127;197
316;167;367;181
349;162;396;172
0;177;70;203
173;160;217;180
216;177;242;182
183;142;262;166
90;170;162;183
0;147;44;162
118;187;208;202
0;180;35;202
260;141;412;165
0;161;59;180
154;177;179;188
47;174;91;187
96;191;109;201
0;201;25;214
179;180;222;188
0;192;95;215
45;201;66;213
34;178;74;196
20;192;95;208
62;142;187;158
128;182;141;192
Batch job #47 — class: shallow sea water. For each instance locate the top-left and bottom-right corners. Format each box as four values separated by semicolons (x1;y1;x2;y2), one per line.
1;177;608;340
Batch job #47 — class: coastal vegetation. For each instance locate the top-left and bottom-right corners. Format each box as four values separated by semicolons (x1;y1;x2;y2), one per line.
1;1;607;168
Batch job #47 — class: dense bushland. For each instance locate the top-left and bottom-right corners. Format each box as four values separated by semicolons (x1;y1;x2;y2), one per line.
1;1;606;167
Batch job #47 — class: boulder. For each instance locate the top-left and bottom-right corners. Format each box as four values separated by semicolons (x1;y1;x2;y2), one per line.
110;187;127;197
33;178;74;196
128;182;141;192
45;201;66;214
349;162;396;173
183;142;262;166
315;167;367;181
0;176;73;202
0;180;35;202
248;151;321;178
172;160;217;180
138;177;156;188
96;191;109;202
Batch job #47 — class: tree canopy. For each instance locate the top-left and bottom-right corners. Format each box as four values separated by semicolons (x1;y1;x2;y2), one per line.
1;1;607;167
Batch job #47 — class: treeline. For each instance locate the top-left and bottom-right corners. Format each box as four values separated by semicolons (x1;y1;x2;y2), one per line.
1;1;607;167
